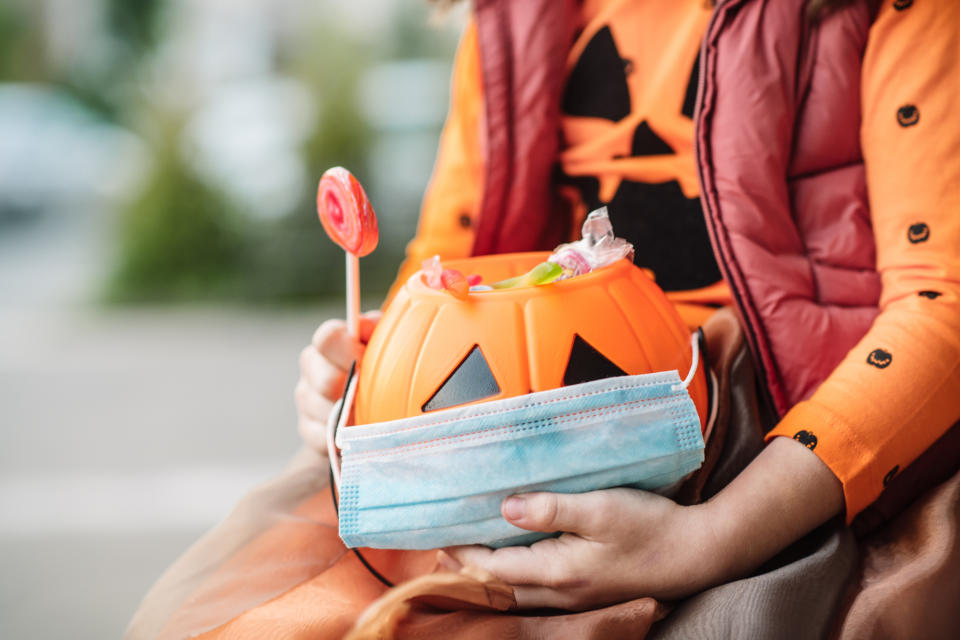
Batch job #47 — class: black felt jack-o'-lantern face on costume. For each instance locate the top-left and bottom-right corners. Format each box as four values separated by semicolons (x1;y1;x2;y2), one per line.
897;104;920;127
352;253;709;432
907;222;930;243
793;430;818;450
558;6;722;293
867;348;893;369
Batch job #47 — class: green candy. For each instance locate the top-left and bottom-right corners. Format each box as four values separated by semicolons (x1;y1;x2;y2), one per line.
491;261;563;289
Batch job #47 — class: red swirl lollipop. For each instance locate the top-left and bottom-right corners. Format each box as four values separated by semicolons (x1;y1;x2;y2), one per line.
316;167;380;339
317;167;379;257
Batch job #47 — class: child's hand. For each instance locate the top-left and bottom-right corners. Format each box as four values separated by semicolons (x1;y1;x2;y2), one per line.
446;437;844;611
295;311;381;453
446;488;721;610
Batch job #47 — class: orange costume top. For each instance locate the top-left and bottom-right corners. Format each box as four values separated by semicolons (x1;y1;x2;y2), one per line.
765;0;960;517
394;0;960;520
125;2;959;638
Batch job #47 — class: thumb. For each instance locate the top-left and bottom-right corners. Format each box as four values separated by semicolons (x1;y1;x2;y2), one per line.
501;492;599;536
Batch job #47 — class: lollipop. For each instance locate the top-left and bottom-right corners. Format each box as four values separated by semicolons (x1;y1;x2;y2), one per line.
317;167;379;338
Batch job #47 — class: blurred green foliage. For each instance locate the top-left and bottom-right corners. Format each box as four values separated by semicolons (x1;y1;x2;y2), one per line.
0;3;47;82
4;0;458;305
61;0;165;121
105;0;165;55
106;132;247;302
248;24;379;302
108;21;392;304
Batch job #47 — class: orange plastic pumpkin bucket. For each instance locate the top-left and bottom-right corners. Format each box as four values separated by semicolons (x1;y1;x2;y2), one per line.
354;252;708;430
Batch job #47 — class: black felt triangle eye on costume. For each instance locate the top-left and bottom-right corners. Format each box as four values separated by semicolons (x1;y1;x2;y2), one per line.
562;26;631;121
422;345;501;412
563;334;628;386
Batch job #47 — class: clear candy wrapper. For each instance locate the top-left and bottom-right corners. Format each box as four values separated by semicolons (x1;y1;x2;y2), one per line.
549;207;634;279
420;207;633;296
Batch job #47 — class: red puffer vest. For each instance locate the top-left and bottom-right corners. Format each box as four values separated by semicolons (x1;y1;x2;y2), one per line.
470;0;878;418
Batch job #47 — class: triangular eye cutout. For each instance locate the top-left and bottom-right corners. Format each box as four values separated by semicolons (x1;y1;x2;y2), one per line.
563;335;628;386
422;345;501;412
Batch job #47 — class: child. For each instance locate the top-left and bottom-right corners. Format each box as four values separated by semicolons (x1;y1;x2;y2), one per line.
298;0;959;612
131;0;960;637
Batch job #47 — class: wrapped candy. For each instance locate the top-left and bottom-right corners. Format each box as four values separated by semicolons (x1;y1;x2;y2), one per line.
422;256;478;299
421;255;444;289
420;207;631;296
549;207;633;279
440;269;469;300
489;207;632;289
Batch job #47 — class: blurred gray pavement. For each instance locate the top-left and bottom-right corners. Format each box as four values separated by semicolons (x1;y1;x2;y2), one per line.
0;212;347;638
0;304;343;639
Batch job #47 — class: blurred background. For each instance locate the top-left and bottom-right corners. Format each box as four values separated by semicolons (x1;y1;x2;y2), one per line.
0;0;464;636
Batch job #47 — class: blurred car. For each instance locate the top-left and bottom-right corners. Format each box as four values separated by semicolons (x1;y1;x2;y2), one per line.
0;84;147;223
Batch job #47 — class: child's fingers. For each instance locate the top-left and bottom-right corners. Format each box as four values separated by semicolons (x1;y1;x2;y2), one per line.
501;491;607;537
300;346;347;401
298;416;328;455
295;379;335;424
311;320;363;371
447;541;576;589
359;310;382;343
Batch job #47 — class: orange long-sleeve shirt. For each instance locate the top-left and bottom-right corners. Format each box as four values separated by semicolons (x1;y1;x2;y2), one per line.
766;0;960;520
394;0;960;520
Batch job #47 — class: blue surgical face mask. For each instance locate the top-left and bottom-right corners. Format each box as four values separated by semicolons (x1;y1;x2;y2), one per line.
328;334;707;551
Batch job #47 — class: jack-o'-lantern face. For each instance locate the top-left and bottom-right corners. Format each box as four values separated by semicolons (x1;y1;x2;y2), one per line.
867;348;893;369
792;430;818;450
557;7;722;293
907;222;930;244
354;252;708;431
897;104;920;127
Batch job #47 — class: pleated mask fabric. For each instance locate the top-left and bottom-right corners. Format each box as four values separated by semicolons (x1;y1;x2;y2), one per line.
333;367;705;550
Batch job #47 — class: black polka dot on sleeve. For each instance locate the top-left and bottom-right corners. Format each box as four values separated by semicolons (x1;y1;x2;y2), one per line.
867;349;893;368
907;222;930;243
897;104;920;127
458;213;472;229
793;430;818;450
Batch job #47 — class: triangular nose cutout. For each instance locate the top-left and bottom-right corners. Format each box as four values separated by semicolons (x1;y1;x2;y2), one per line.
563;335;628;386
422;345;501;412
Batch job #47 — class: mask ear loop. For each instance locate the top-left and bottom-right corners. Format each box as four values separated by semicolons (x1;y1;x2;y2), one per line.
327;362;357;490
673;331;701;392
326;362;395;589
674;329;720;439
